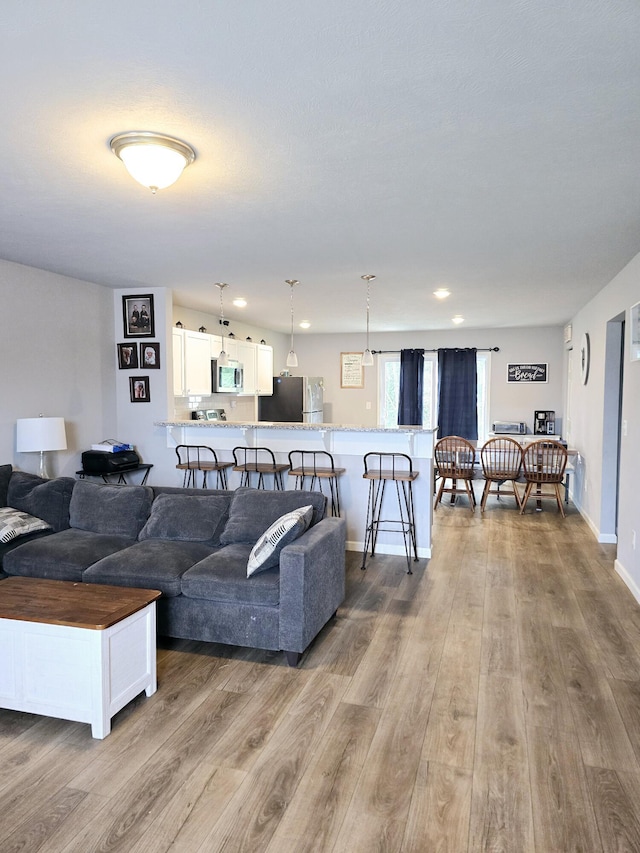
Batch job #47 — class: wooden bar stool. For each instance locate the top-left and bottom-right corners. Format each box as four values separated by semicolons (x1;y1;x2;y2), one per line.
175;445;233;489
287;450;346;517
361;452;419;574
232;446;289;490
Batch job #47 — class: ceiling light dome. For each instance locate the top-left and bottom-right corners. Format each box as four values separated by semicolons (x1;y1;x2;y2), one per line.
110;132;196;193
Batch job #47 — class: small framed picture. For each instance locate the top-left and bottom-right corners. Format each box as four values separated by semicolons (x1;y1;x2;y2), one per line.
129;376;150;403
117;343;139;369
140;342;161;369
122;294;155;338
340;352;364;388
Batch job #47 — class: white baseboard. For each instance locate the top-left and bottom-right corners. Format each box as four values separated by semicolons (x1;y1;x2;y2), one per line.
346;539;431;560
573;499;618;545
615;558;640;604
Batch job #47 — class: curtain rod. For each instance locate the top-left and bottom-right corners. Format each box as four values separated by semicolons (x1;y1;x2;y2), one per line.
372;347;500;354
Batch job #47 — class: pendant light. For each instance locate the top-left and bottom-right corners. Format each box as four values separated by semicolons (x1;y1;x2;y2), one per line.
361;274;376;366
215;283;229;366
285;279;300;368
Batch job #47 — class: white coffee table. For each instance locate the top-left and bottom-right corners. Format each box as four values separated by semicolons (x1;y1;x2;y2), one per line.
0;577;161;738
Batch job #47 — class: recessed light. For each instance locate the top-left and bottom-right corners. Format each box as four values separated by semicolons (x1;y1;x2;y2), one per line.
433;288;450;299
232;298;247;308
299;321;311;329
452;315;464;324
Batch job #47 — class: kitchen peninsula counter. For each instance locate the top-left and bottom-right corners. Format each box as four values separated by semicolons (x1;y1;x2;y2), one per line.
156;420;436;558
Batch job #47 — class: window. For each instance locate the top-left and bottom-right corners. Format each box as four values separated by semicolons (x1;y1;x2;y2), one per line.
378;351;490;440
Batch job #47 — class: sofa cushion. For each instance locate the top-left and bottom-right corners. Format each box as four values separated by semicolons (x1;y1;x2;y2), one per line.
247;505;313;576
83;540;217;596
139;494;229;545
0;507;51;543
69;480;153;538
7;472;75;532
181;544;281;607
2;528;135;582
220;488;326;546
0;464;11;506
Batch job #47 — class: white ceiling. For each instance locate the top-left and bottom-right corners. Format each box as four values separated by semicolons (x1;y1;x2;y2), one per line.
2;1;640;335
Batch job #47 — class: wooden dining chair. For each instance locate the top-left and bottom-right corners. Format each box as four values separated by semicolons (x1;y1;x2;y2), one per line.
520;440;568;517
479;437;524;511
433;435;477;512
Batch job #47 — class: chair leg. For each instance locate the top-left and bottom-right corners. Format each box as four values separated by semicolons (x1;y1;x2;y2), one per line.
520;482;534;514
554;483;566;518
480;479;491;511
463;478;475;512
434;476;446;510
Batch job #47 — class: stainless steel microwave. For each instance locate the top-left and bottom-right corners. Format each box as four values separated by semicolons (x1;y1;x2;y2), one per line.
212;360;243;393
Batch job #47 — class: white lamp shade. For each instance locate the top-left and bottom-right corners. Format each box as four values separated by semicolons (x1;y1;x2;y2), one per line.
16;417;67;453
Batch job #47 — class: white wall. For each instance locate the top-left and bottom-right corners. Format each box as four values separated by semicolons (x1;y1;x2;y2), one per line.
293;325;565;431
566;250;640;597
0;260;116;477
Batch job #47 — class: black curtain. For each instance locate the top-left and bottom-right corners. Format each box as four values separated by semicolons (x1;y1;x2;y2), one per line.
397;349;424;425
437;348;477;439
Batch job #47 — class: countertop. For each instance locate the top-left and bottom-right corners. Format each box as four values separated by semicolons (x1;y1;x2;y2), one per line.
156;420;436;434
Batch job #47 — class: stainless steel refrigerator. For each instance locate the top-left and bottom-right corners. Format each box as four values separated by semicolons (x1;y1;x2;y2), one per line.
258;376;324;423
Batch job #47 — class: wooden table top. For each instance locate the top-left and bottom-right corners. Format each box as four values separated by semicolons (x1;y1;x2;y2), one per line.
0;577;161;630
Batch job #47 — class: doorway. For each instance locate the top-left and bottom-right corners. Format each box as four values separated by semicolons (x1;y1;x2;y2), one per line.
600;312;625;541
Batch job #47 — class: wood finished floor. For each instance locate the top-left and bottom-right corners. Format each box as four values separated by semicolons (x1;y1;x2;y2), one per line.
2;497;640;852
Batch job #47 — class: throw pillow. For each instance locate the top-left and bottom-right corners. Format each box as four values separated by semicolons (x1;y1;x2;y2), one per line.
139;494;229;544
7;471;75;532
220;487;326;545
69;479;153;538
247;505;313;577
0;507;51;543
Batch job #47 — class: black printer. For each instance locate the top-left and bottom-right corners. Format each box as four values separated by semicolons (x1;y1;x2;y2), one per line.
81;449;140;474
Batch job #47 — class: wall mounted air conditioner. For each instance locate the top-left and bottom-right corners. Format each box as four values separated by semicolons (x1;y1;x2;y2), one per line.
564;323;573;349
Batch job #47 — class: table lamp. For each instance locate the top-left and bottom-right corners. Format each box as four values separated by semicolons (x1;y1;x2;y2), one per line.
16;416;67;479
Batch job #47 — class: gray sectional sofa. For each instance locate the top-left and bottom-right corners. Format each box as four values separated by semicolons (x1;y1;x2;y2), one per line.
0;467;346;665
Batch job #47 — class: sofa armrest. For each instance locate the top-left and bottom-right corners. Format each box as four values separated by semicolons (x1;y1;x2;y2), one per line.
278;516;346;655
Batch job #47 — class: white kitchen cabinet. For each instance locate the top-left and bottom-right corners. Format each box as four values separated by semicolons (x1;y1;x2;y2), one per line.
256;344;273;395
172;328;185;396
184;330;213;395
236;340;257;396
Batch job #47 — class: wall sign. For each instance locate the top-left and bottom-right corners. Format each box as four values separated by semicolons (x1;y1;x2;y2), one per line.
507;363;548;383
340;352;364;388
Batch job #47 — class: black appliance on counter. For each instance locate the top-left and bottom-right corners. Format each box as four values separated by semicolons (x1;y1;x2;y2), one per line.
81;450;140;474
534;410;556;435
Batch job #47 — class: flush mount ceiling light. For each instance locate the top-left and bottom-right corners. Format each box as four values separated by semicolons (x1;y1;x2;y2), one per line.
361;274;376;367
433;288;450;299
285;280;300;368
110;132;196;194
452;315;465;325
299;321;311;329
232;298;247;308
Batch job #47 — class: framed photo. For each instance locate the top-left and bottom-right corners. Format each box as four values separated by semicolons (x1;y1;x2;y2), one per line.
117;343;138;369
340;352;364;388
140;342;161;369
129;376;150;403
631;302;640;362
122;294;155;338
507;363;548;383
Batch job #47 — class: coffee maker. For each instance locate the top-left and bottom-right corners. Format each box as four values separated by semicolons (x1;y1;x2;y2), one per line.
534;410;555;435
